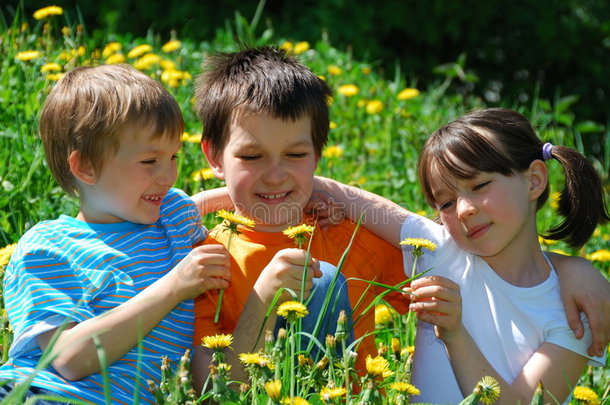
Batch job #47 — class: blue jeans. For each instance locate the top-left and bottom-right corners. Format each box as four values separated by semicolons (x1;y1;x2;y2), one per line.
274;261;353;360
0;382;73;404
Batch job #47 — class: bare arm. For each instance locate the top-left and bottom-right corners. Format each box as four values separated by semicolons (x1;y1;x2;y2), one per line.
38;245;230;381
550;252;610;356
190;186;233;216
411;276;589;403
313;176;409;245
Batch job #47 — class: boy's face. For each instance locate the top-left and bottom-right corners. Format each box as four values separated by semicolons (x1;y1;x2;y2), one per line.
77;123;180;224
205;112;318;232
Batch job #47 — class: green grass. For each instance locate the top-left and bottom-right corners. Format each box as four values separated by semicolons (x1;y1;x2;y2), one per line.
0;4;608;404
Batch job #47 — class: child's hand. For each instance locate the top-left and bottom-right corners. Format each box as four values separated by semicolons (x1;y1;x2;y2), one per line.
171;244;231;301
409;276;462;342
254;248;322;304
304;191;345;230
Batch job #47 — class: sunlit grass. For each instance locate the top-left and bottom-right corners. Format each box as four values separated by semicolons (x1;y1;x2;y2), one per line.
0;4;608;404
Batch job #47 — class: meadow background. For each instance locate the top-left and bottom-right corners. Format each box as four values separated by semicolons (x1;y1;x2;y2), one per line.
0;1;608;403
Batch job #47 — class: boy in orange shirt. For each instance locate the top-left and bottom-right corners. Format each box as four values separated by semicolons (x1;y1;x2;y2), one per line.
191;47;610;384
191;47;408;382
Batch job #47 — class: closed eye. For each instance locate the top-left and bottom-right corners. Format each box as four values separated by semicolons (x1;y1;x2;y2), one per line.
437;200;453;211
473;181;491;191
287;152;308;158
141;159;156;165
239;155;261;161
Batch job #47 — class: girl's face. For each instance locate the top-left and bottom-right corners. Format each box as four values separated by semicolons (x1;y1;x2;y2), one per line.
430;166;540;262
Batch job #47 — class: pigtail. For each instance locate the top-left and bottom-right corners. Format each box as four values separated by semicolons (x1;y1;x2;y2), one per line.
543;145;609;247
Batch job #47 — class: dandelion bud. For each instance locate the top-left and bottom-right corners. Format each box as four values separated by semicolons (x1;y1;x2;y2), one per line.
265;329;275;351
43;23;50;35
298;354;313;368
76;24;83;35
335;309;348;342
325;334;336;351
377;343;388;356
391;337;401;359
316;355;329;371
61;26;70;37
239;383;250;394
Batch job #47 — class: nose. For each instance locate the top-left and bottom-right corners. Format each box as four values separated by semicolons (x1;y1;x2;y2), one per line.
456;196;477;220
158;161;178;187
262;161;288;185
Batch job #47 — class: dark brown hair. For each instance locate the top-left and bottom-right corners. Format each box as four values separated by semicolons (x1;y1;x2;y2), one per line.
418;108;609;247
40;64;184;197
193;46;332;157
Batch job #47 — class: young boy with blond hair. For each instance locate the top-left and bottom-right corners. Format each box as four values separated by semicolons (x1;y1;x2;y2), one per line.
0;64;232;403
191;46;610;383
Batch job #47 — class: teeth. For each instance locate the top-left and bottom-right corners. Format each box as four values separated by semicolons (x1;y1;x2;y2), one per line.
259;192;288;200
144;196;162;201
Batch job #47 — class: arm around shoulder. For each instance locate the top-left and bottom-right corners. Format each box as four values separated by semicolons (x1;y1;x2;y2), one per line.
549;252;610;356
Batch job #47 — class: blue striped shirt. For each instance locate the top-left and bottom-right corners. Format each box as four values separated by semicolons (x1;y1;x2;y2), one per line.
0;188;206;404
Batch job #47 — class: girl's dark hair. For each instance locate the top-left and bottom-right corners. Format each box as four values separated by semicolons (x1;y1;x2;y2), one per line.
194;46;332;157
418;108;609;248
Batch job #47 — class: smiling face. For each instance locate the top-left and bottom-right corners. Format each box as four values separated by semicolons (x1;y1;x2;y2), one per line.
205;112;318;232
75;123;181;224
431;165;541;262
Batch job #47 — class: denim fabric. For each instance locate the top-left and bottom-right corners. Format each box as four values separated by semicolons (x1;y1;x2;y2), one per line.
274;261;354;360
0;382;75;404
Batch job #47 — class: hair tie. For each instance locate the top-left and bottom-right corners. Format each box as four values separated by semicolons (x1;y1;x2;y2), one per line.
542;142;554;161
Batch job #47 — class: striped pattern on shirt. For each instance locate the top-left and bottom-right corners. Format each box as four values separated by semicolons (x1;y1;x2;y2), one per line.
0;188;206;404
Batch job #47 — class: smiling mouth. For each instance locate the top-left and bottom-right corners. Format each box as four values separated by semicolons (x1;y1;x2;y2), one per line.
467;224;489;238
256;192;289;200
142;195;164;202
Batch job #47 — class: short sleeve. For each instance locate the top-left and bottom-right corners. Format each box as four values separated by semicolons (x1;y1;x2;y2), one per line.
545;313;606;367
161;188;208;245
3;247;96;355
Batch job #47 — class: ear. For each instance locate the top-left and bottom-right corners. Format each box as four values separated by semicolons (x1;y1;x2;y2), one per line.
201;140;225;180
527;159;548;201
68;150;97;185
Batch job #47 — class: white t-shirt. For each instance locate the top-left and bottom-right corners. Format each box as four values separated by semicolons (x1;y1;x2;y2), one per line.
401;215;605;404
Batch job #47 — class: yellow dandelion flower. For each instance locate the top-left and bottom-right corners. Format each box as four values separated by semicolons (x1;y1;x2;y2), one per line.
40;63;62;73
192;168;215;182
127;44;153;59
201;333;233;349
361;66;371;75
46;73;64;81
401;345;415;357
160;59;176;70
327;65;342;75
338;84;359;97
102;42;122;58
16;51;42;61
400;237;437;251
161;40;181;53
33;6;63;20
282;224;314;248
161;69;192;87
238;352;272;367
389;381;420;395
293;41;310;54
397;87;420;101
106;53;126;64
320;386;346;400
281;397;310;405
550;191;560;210
476;376;501;404
277;301;309;321
133;53;161;70
329;121;337;129
217;210;255;228
573;386;600;405
375;304;394;325
588;249;610;262
322;145;344;159
365;355;391;377
0;244;17;268
318;74;327;81
538;236;558;245
366;99;384;115
180;132;201;143
281;41;293;52
264;380;282;401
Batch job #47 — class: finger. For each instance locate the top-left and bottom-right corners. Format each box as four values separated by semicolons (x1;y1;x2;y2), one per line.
412;285;460;303
204;277;230;290
410;275;459;290
194;244;229;254
409;299;459;316
563;297;584;341
310;258;322;278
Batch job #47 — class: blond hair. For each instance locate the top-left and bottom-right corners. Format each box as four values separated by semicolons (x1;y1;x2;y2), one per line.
40;64;184;196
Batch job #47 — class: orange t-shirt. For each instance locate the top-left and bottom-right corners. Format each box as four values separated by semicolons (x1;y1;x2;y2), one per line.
194;219;408;374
